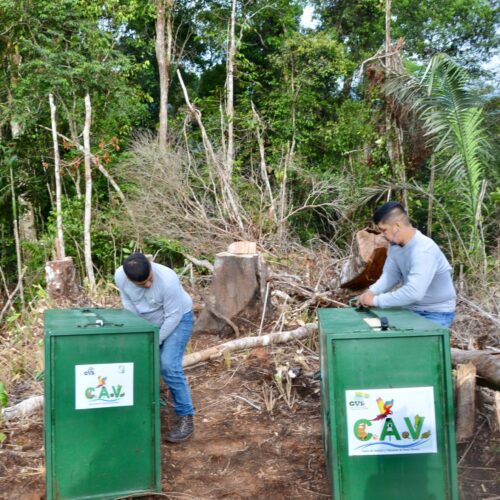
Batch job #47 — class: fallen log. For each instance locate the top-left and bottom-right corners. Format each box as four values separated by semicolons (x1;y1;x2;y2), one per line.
183;323;318;367
451;348;500;390
2;395;43;421
455;363;476;443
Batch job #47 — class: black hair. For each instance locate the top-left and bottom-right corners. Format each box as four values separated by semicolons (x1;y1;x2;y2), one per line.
123;253;151;282
372;201;407;225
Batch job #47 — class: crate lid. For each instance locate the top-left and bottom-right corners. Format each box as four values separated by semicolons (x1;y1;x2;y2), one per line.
44;308;157;336
318;307;445;335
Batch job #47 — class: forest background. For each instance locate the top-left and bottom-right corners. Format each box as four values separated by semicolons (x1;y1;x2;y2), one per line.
0;0;498;324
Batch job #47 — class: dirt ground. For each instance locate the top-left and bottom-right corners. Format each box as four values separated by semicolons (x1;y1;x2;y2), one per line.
0;329;499;499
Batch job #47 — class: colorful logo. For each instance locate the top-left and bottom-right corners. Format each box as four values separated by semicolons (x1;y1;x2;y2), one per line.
353;395;432;451
84;375;125;404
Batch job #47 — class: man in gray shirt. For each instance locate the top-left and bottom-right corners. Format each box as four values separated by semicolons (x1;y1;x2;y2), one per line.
115;253;195;442
357;202;456;327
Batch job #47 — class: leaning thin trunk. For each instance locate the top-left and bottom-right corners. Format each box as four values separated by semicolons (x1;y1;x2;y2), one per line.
177;70;245;233
83;94;95;291
49;94;65;259
251;101;276;221
9;165;24;309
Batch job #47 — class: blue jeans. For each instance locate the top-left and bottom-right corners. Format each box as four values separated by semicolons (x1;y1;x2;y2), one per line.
415;310;455;328
160;310;195;416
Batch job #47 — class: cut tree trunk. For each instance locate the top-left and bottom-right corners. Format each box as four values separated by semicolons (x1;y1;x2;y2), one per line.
451;348;500;390
45;257;81;303
455;363;477;443
340;229;388;290
193;248;270;336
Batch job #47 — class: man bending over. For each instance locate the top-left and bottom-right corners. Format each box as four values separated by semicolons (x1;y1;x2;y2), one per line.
115;253;195;442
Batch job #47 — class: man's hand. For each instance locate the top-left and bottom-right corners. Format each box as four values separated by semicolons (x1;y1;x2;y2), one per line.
357;290;375;307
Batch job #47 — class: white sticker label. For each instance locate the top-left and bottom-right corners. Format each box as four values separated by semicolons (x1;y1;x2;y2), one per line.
345;386;437;456
75;363;134;410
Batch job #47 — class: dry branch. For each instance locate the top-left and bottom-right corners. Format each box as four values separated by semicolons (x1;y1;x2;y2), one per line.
183;323;317;367
0;267;27;323
184;254;214;273
458;295;500;328
39;125;129;208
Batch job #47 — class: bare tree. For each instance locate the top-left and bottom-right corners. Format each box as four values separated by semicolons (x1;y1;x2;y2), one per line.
49;94;65;259
83;93;95;291
226;0;237;176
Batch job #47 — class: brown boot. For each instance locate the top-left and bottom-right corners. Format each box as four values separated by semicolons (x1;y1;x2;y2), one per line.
166;415;194;443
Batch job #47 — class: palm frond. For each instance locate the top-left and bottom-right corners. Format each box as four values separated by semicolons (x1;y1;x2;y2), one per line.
385;53;491;253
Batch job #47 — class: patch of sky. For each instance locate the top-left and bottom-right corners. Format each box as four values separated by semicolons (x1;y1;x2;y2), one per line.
300;4;319;30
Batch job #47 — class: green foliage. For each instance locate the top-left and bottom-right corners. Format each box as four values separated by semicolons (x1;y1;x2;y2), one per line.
313;0;499;70
0;0;497;288
387;54;492;257
0;382;6;443
0;382;8;408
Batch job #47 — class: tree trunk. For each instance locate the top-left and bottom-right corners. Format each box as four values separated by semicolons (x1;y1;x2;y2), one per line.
340;229;388;290
83;93;95;292
194;247;270;336
9;165;24;309
155;0;173;149
226;0;237;177
49;94;65;259
45;256;81;302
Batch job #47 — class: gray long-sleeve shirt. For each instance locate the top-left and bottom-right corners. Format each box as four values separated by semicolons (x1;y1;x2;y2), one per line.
114;262;193;343
369;230;456;312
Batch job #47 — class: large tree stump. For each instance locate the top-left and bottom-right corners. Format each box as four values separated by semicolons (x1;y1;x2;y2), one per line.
194;246;270;336
340;229;388;290
45;257;82;303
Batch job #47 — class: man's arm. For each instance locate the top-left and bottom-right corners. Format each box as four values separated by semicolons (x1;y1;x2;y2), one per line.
374;251;438;308
157;272;186;344
114;268;138;314
369;254;401;295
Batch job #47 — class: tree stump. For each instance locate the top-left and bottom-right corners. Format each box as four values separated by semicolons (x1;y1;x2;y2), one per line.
45;256;82;303
455;363;477;443
340;229;388;290
194;247;270;337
